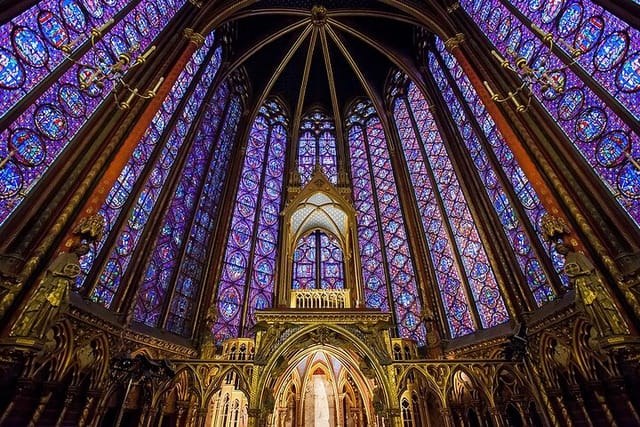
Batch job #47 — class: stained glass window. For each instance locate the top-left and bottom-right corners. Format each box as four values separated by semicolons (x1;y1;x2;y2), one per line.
427;38;561;304
292;230;345;290
391;74;509;336
298;110;338;185
0;0;188;226
132;80;239;334
84;35;221;308
347;100;426;345
461;0;640;227
165;95;243;336
212;99;288;343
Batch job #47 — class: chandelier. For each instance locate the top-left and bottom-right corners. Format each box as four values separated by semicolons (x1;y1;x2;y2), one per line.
483;24;583;113
59;19;163;110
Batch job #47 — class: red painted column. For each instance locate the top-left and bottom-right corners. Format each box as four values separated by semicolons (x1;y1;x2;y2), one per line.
60;33;204;251
447;36;586;252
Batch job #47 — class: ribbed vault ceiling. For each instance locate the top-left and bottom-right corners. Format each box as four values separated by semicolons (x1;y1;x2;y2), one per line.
210;1;437;124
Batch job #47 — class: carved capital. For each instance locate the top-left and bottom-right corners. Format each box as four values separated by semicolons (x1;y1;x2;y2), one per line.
540;214;570;242
444;33;465;51
183;28;205;47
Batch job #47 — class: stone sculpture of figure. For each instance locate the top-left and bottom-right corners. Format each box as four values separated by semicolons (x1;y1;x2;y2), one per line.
198;313;216;359
11;243;89;339
556;243;628;337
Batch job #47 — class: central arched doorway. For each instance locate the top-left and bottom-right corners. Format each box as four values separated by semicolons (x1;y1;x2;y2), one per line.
270;347;374;427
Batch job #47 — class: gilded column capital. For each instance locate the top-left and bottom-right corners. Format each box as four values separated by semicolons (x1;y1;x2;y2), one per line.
447;2;461;13
183;28;205;47
444;33;465;51
540;213;570;242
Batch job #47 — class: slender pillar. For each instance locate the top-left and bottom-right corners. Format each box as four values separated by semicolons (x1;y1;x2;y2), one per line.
488;406;505;427
54;389;77;427
570;385;595;427
77;395;96;427
59;30;206;254
28;390;53;427
590;383;618;427
547;389;573;427
444;35;585;254
439;407;455;427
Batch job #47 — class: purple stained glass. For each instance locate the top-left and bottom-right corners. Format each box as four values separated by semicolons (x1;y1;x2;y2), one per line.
293;234;316;290
298;111;338;185
461;0;640;226
393;93;476;338
489;0;640;116
133;84;229;329
245;122;286;332
0;0;135;117
406;81;509;328
0;0;188;227
213;99;288;343
79;33;216;303
348;100;426;344
428;42;558;304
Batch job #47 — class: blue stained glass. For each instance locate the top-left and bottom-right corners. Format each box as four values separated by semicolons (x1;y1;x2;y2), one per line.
596;132;629;167
9;128;46;166
60;0;87;32
0;0;187;227
82;0;104;18
135;83;233;333
37;11;69;48
461;0;640;226
80;31;214;300
58;84;86;117
34;104;67;140
213;99;288;341
541;0;564;23
0;163;22;198
557;2;582;37
618;164;640;199
12;27;48;68
616;53;640;92
574;108;607;142
110;34;129;56
298;110;338;185
595;32;629;72
167;95;241;335
145;3;160;27
0;49;25;89
557;88;584;120
348;100;425;343
393;76;506;335
575;16;604;52
134;11;150;36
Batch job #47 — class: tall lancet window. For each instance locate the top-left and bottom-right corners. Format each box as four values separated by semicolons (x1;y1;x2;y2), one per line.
0;0;187;226
213;99;287;343
81;33;222;308
425;36;563;304
132;83;243;336
346;99;426;345
292;230;345;290
298;110;338;185
391;73;509;337
461;0;640;226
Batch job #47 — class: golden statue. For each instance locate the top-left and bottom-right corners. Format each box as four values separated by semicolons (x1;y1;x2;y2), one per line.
11;243;89;339
555;243;628;337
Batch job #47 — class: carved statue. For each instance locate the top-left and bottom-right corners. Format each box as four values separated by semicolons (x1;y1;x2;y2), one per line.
198;313;216;359
11;243;89;339
556;243;629;337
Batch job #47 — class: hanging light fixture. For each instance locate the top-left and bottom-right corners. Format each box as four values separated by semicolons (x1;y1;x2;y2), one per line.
56;19;163;110
483;23;583;113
